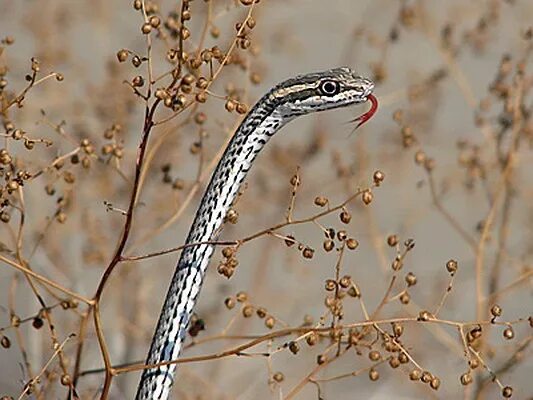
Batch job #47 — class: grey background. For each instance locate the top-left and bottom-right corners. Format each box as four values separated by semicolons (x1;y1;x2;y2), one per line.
0;1;531;399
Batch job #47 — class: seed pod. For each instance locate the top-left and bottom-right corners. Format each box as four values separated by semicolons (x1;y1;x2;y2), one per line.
265;316;275;329
306;332;318;346
302;247;314;259
117;49;129;62
236;103;248;114
222;247;234;258
418;310;430;321
383;340;398;353
7;180;19;192
180;27;190;40
236;291;248;302
196;92;207;103
132;75;144;87
339;275;351;288
470;325;482;340
373;170;385;185
181;74;195;85
82;157;91;169
369;368;379;381
284;235;296;247
400;292;411;304
225;99;236;112
414;150;426;165
387;234;399;246
323;239;334;252
196;77;209;89
272;372;284;382
149;15;161;28
288;341;299;355
392;323;404;337
405;272;417;286
340;210;351;224
1;336;11;348
201;50;212;63
250;72;261;84
0;212;10;223
314;196;328;207
60;374;71;386
490;304;502;318
389;357;400;368
337;230;347;241
503;326;514;340
242;305;253;318
32;317;44;330
224;297;235;309
420;371;432;383
392;256;403;271
156;88;169;100
347;285;360;298
362;190;373;205
187;58;200;72
256;307;267;318
460;372;472;386
346;238;359;250
502;386;513;398
132;55;142;67
368;350;381;361
446;259;458;274
56;212;67;224
112;147;124;158
226;209;238;224
63;171;75;184
430;377;440;390
324;279;336;291
217;264;228;278
409;369;421;381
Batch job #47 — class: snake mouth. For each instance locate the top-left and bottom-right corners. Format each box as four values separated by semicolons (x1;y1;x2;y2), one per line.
362;81;375;101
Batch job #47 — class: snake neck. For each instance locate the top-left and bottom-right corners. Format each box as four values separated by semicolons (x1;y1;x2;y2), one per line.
136;100;291;400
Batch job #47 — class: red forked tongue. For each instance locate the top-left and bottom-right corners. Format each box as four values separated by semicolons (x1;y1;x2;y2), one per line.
351;93;378;130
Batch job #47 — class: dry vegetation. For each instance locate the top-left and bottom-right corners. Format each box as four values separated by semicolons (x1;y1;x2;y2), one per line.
0;1;531;399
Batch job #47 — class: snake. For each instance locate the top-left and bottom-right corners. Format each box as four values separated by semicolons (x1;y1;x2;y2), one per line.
135;67;377;400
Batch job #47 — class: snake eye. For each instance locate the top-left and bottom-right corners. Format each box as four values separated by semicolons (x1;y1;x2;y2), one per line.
319;80;340;96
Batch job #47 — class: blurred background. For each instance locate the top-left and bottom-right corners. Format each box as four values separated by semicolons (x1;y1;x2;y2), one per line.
0;1;531;399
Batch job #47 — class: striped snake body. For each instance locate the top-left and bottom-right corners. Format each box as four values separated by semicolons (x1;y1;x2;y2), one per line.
136;67;375;400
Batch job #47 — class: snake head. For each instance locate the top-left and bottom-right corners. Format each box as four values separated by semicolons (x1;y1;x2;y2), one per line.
272;67;375;118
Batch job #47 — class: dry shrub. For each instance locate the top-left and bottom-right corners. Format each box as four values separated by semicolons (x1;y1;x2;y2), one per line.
0;1;531;399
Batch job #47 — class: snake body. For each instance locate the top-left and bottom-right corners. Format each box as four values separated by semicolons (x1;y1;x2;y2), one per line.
136;67;375;400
